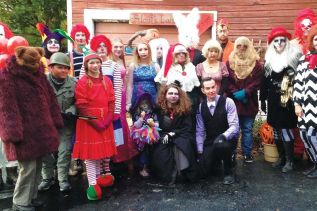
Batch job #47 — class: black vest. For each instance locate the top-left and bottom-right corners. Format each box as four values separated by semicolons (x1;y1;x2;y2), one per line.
201;96;229;144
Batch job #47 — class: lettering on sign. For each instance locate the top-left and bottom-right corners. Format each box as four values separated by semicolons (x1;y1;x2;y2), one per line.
130;13;175;25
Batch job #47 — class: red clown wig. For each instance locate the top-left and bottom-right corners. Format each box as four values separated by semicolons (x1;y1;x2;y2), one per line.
294;8;317;42
70;24;90;44
90;35;112;55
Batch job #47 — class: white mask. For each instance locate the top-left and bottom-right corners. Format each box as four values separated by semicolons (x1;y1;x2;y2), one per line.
47;39;60;53
301;18;312;36
273;36;286;54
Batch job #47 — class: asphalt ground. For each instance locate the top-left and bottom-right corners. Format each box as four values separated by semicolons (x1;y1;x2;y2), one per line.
1;154;316;211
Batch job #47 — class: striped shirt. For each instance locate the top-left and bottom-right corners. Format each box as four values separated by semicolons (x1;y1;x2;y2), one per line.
69;50;83;80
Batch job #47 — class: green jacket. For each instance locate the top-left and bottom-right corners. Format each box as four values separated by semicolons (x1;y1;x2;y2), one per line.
47;74;76;131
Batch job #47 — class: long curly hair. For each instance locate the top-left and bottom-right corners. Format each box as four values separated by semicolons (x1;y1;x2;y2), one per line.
157;83;192;116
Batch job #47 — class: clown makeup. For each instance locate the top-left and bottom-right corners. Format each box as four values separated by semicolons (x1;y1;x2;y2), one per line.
97;42;108;57
301;18;313;36
166;87;179;105
313;35;317;51
112;41;124;58
75;32;86;46
137;43;149;60
47;39;60;53
0;26;5;38
156;44;163;59
273;36;286;54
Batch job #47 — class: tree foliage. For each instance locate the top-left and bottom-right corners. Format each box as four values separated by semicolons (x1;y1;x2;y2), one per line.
0;0;67;46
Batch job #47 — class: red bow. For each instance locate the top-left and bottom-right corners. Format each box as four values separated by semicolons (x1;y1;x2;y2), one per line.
306;54;317;70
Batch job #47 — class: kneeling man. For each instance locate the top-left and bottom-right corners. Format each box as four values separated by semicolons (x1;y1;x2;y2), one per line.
196;77;239;185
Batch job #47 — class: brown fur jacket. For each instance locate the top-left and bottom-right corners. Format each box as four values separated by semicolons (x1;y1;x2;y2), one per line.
0;56;63;161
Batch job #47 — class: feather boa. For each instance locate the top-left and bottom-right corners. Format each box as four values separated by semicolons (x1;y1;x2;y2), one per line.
131;125;161;150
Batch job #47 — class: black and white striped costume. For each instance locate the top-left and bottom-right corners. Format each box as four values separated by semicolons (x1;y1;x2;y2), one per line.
293;52;317;162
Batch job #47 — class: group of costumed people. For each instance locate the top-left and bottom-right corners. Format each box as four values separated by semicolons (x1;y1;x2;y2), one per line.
1;6;317;211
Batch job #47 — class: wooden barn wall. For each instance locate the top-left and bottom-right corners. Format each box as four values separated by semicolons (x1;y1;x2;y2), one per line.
72;0;317;48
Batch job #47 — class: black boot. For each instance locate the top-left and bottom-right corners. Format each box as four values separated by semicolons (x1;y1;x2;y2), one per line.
0;169;4;191
272;139;285;168
6;166;18;186
282;141;294;173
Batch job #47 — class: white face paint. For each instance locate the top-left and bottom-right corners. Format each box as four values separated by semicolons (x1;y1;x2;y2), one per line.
313;35;317;51
47;39;60;53
301;18;312;36
273;36;287;54
0;26;5;38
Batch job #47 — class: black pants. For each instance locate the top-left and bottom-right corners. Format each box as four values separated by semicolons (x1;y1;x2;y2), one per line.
199;139;236;177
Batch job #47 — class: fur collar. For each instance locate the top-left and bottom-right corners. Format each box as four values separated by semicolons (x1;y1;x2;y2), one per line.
264;42;302;77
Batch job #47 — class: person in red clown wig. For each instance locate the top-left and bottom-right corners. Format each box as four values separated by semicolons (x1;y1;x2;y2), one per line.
69;24;90;80
291;8;317;54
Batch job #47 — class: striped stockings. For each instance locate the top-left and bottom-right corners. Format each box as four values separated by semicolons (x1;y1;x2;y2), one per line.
85;158;112;185
85;160;101;185
273;128;294;142
100;158;111;175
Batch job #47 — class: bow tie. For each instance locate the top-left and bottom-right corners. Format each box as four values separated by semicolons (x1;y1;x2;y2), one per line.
208;101;216;108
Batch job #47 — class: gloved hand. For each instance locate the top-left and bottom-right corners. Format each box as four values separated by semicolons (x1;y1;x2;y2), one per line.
88;119;106;131
261;100;266;114
214;134;226;144
102;113;114;128
162;132;175;144
197;152;203;162
233;89;246;102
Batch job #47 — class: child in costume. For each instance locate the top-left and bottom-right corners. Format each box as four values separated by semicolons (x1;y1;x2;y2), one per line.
131;92;160;178
73;53;117;200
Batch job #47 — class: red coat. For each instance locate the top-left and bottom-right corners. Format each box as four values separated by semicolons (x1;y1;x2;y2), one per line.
72;75;117;160
0;57;63;161
226;61;264;117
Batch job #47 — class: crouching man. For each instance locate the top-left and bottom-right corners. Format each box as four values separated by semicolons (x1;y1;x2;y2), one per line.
196;77;239;185
38;52;76;192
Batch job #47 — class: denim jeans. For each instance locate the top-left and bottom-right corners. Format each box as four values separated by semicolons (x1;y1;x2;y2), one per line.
239;116;255;156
